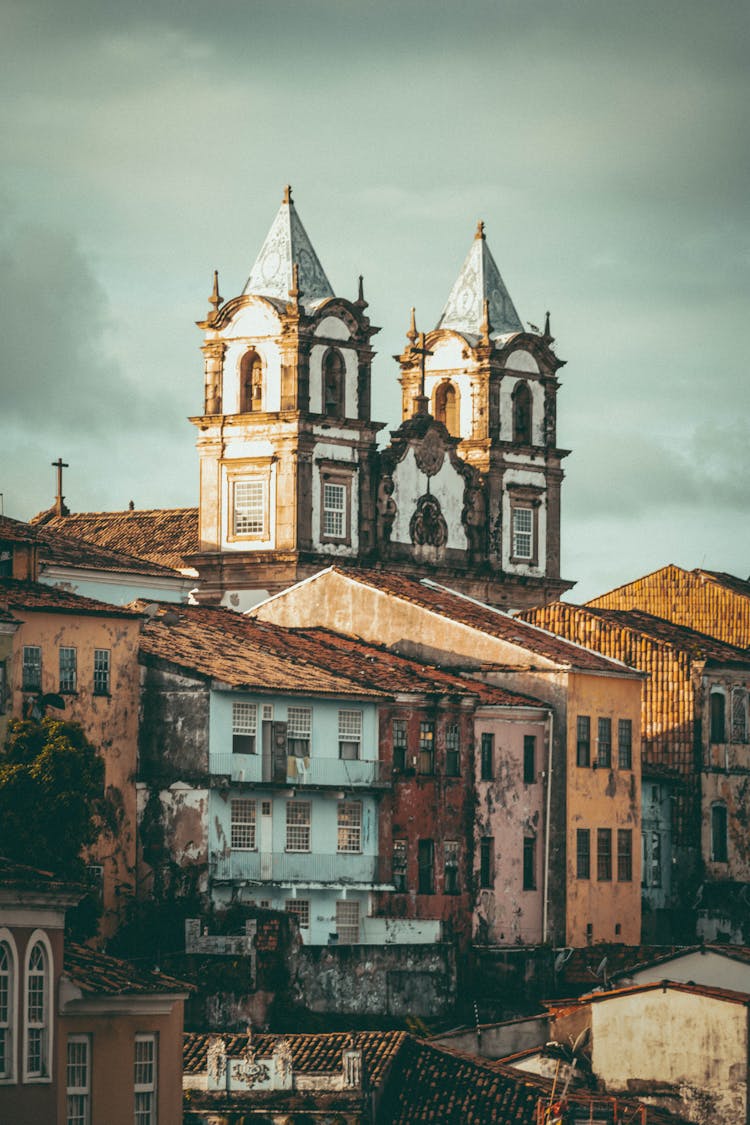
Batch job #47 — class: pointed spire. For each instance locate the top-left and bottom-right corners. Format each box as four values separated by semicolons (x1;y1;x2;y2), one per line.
355;274;367;309
543;310;554;344
243;189;334;309
407;306;418;344
207;270;222;322
436;221;522;339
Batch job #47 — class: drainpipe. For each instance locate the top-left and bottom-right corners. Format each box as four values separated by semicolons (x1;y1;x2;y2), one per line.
542;709;554;945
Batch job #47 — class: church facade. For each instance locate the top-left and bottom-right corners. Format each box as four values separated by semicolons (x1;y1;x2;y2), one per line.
189;188;574;609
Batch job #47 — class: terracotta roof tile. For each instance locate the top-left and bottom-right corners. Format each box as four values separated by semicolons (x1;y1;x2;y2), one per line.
0;514;182;578
0;578;141;619
609;943;750;982
581;979;750;1006
0;856;82;894
35;508;199;571
64;942;192;996
183;1030;405;1085
329;569;634;674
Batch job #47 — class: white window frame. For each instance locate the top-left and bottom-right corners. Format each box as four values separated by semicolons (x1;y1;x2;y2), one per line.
22;645;42;692
232;477;267;538
323;482;346;539
59;646;77;693
23;930;52;1083
230;799;257;850
337;801;362;854
512;507;533;559
232;702;257;754
338;710;362;761
284;899;310;930
287;707;312;757
66;1034;91;1125
93;648;110;696
134;1033;157;1125
335;899;360;944
0;930;17;1084
286;801;311;853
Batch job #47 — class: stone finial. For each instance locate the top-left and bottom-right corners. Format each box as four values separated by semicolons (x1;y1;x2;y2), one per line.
543;310;554;344
288;261;301;306
475;219;485;241
407;306;418;344
283;184;293;205
207;269;222;323
481;298;493;344
356;274;367;308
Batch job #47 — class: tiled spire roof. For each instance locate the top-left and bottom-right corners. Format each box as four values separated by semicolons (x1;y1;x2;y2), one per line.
437;220;522;339
243;185;335;309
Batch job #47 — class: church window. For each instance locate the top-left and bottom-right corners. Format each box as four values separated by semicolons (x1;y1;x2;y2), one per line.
512;507;533;559
512;381;532;444
323;484;346;538
240;351;264;413
233;479;267;538
319;467;353;545
323;349;346;417
434;381;459;436
24;937;50;1080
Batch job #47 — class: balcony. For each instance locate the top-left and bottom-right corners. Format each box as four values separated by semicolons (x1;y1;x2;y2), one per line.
208;752;390;789
211;850;385;886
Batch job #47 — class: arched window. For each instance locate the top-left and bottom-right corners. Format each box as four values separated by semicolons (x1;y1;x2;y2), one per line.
0;935;16;1081
512;381;532;444
323;349;346;418
711;802;728;862
239;350;264;413
710;690;726;743
24;937;50;1080
434;381;459;436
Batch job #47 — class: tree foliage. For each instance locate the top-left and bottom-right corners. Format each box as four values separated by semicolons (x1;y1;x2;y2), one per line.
0;717;105;878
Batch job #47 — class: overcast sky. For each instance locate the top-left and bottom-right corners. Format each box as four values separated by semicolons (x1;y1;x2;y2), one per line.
1;0;748;601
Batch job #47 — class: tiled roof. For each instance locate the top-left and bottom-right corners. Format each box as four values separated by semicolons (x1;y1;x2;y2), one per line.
34;508;199;571
0;578;141;619
581;979;750;1007
64;942;192;996
183;1030;405;1085
137;604;389;698
329;569;631;674
552;944;683;989
0;856;81;894
609;943;750;982
0;514;182;578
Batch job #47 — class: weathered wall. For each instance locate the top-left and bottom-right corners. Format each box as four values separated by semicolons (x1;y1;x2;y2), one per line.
430;1013;549;1059
591;987;748;1124
9;609;141;938
621;949;750;992
139;664;210;779
295;943;457;1018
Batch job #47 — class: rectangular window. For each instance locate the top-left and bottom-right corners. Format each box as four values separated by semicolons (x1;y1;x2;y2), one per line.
392;839;407;892
523;735;536;784
93;649;110;695
323;483;346;539
712;803;728;862
66;1035;90;1125
649;830;662;888
134;1034;157;1125
618;719;633;769
512;507;533;559
392;719;407;772
233;478;266;537
286;801;311;852
232;702;257;754
480;732;494;780
731;687;748;743
617;829;632;881
417;839;434;894
576;829;590;879
287;706;312;757
597;828;612;881
576;715;591;767
479;837;494;889
523;837;536;890
230;799;256;850
710;691;726;743
445;724;460;777
444;841;459;894
22;645;42;692
597;718;612;768
335;900;360;944
284;899;310;930
59;647;77;694
338;710;362;761
418;721;435;775
337;802;362;853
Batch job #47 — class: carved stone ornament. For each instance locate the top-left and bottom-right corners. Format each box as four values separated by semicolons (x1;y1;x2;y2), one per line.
235;1038;271;1088
274;1037;293;1082
207;1037;227;1083
376;475;397;543
410;494;448;548
414;427;446;477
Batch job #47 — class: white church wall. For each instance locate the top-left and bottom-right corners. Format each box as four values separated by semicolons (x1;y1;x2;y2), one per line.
309;341;358;417
389;447;468;552
311;440;360;556
222;337;283;414
499;375;545;445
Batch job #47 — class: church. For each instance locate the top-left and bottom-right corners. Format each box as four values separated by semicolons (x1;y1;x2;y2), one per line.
40;188;574;610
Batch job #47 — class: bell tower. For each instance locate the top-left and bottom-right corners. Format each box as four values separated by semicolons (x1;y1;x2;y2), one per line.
393;221;573;608
189;187;383;608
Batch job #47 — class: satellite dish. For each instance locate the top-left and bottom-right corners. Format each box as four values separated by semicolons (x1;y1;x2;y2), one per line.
554;947;574;971
141;603;161;618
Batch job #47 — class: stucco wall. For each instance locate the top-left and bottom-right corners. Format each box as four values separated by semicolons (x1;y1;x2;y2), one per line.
591;987;748;1124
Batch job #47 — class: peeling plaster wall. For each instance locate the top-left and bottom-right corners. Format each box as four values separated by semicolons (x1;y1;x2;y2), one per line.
700;669;750;887
137;781;210;900
140;664;210;779
591;988;748;1124
295;943;456;1017
9;610;141;938
388;446;468;553
620;950;750;992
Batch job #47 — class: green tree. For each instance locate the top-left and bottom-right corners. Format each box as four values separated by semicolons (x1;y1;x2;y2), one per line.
0;717;105;878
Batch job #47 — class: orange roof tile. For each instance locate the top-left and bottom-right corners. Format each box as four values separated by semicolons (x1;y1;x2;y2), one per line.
0;578;141;619
581;979;750;1006
35;508;199;571
64;943;192;996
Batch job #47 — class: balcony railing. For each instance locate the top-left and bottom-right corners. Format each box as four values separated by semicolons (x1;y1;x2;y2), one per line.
208;752;390;788
211;850;384;885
